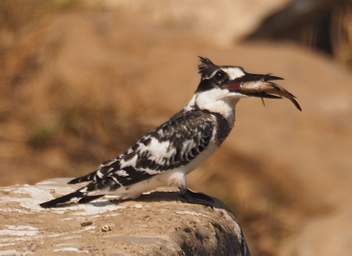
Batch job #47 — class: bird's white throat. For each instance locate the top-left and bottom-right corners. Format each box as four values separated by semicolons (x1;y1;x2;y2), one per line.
186;88;239;125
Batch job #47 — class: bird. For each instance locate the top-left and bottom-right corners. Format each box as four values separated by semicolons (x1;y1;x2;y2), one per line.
40;56;301;208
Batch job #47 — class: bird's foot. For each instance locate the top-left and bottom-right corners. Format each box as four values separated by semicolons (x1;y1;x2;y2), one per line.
179;188;214;207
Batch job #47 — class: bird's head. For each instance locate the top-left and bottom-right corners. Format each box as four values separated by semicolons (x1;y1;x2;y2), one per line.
195;56;301;111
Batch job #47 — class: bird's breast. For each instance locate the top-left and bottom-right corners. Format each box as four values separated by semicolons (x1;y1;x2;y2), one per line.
211;112;233;145
181;143;218;174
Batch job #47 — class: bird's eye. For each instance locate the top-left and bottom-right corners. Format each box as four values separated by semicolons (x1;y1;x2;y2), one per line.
215;71;226;81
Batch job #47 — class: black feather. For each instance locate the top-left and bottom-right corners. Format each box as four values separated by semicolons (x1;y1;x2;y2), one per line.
68;172;95;184
78;195;104;204
198;56;218;77
40;190;83;208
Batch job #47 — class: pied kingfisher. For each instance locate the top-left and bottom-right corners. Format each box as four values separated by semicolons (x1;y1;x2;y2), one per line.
40;57;301;208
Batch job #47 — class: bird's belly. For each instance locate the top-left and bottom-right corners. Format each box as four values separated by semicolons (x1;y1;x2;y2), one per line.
183;142;218;174
104;174;167;200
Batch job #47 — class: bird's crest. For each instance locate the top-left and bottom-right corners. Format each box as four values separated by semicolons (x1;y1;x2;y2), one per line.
198;56;218;78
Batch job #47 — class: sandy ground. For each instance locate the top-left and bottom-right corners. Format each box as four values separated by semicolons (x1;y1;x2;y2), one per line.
0;3;352;256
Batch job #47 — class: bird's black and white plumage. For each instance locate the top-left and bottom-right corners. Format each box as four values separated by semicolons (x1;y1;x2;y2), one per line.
40;57;301;208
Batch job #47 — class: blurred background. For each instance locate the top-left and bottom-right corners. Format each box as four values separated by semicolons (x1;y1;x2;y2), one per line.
1;0;352;255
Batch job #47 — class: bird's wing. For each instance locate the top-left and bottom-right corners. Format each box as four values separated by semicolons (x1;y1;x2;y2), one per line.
71;110;216;192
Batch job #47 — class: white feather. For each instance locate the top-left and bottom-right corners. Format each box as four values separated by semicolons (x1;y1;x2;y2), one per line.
192;88;237;125
221;67;245;80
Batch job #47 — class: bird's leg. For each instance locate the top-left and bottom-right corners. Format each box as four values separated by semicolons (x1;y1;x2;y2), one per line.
176;174;214;206
168;171;214;206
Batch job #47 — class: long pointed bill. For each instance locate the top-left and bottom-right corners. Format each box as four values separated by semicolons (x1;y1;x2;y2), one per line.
225;73;302;111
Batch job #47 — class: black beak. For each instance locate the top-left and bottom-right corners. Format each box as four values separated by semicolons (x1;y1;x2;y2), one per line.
225;73;302;111
236;73;284;83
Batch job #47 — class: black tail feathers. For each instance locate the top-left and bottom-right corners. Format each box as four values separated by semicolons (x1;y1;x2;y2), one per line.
68;176;88;185
40;190;84;208
68;172;96;184
67;174;91;184
78;195;104;204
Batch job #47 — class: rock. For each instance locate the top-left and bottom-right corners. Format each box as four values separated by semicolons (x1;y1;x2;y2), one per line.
0;178;249;256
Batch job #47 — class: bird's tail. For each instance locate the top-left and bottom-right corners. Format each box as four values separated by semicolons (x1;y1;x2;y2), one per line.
68;171;96;184
40;189;86;208
41;181;104;207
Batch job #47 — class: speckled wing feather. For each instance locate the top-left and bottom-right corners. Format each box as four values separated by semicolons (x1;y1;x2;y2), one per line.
68;110;216;192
